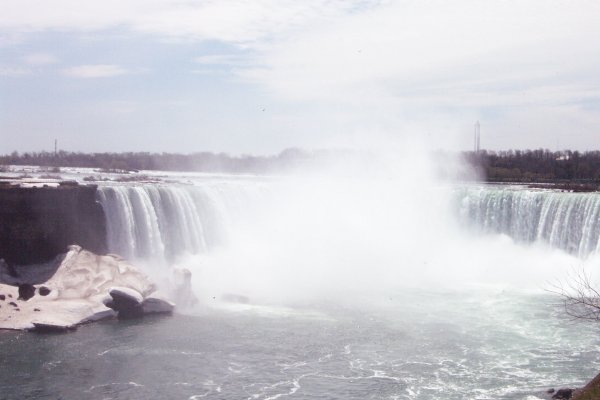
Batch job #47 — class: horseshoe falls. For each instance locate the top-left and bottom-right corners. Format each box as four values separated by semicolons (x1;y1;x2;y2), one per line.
92;179;600;301
7;175;598;400
97;181;600;263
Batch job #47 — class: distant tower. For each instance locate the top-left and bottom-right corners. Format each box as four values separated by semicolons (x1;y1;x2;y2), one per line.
54;139;57;157
474;121;480;153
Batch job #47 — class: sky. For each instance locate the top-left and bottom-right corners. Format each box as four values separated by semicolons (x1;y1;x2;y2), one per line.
1;0;599;155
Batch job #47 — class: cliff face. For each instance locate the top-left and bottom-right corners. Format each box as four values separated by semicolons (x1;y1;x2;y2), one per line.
0;184;107;265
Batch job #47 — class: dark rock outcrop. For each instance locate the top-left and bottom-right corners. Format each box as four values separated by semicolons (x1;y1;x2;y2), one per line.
571;370;600;400
30;322;76;333
18;284;35;301
553;388;574;399
38;286;51;296
107;287;145;320
0;185;106;265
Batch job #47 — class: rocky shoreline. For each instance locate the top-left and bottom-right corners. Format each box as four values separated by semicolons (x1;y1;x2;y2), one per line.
541;375;600;400
0;245;185;332
570;372;600;400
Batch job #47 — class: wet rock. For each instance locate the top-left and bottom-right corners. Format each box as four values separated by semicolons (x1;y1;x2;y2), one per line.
38;286;51;296
0;294;4;300
142;293;175;314
18;284;35;301
108;287;144;319
30;322;76;333
34;308;40;312
0;185;106;265
552;388;574;399
8;301;17;307
0;259;19;278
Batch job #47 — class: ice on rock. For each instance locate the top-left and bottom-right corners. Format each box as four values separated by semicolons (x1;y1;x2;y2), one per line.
0;245;173;331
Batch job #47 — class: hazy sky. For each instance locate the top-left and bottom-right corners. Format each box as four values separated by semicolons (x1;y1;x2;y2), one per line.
1;0;599;154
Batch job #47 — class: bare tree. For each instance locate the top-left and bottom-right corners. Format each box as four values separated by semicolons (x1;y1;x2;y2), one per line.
549;268;600;321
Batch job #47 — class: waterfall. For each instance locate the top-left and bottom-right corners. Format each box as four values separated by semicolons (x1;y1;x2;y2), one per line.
97;181;600;264
457;186;600;258
96;181;268;262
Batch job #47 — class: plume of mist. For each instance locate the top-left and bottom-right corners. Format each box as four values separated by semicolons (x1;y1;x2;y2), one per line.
171;138;581;308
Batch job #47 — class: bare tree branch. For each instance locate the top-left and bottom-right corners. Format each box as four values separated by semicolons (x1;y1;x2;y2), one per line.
548;267;600;322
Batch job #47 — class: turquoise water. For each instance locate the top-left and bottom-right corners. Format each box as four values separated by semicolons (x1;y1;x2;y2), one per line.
1;290;599;400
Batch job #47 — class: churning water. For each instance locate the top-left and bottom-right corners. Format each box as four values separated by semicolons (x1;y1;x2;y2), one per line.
3;171;600;399
1;292;599;400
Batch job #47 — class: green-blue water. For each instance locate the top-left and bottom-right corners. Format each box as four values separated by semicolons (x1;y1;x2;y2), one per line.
1;290;599;400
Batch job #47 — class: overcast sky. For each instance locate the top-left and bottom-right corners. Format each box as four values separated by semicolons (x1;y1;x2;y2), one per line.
1;0;599;155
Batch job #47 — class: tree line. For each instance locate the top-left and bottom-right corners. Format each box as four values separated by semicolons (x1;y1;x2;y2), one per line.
463;149;600;183
3;148;600;182
0;148;314;174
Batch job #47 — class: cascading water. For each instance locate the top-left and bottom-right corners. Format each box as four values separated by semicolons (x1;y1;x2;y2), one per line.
96;180;270;263
456;185;600;258
98;181;600;265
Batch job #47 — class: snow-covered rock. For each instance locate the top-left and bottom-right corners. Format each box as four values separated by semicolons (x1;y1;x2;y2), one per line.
0;245;173;331
142;292;175;314
109;286;144;305
107;286;145;319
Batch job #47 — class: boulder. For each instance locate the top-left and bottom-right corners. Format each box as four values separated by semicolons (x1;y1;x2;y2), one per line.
109;287;144;304
18;284;35;301
108;287;144;319
38;286;51;296
142;293;175;314
553;388;574;399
